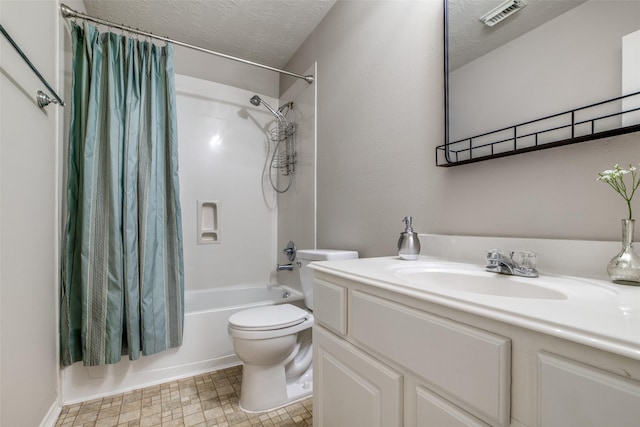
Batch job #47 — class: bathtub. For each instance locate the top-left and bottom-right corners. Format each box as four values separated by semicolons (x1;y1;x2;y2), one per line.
180;284;304;370
61;284;304;404
186;284;302;313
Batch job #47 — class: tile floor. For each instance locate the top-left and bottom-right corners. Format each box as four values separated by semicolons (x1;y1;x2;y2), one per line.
55;365;313;427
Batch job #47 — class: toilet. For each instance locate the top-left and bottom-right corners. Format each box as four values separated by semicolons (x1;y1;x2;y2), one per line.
227;249;358;412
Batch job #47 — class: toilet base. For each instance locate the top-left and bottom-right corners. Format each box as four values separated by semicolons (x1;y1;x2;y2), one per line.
239;365;313;413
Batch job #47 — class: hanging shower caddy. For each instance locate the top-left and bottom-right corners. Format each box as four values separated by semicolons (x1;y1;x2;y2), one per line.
269;119;296;177
249;95;297;193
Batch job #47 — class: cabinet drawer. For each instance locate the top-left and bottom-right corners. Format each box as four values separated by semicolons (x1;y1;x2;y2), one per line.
313;279;347;336
351;291;510;426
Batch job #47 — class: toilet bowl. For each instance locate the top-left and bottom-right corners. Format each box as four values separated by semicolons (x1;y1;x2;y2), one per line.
227;249;358;412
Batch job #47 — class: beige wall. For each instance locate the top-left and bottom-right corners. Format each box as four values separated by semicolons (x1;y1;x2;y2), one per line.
1;0;61;425
277;63;318;289
284;0;639;258
173;46;279;98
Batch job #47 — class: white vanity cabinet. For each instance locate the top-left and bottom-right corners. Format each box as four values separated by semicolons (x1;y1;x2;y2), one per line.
313;278;510;427
312;268;640;427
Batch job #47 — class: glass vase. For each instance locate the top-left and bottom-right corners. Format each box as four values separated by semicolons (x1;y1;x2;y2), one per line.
607;219;640;285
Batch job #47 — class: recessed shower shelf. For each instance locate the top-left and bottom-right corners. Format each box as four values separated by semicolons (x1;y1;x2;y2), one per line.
197;200;220;244
437;91;640;167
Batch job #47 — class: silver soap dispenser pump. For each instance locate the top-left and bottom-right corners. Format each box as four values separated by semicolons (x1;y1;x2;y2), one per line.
398;216;420;260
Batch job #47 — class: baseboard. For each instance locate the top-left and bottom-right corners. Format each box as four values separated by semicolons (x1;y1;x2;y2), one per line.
39;400;62;427
62;358;242;405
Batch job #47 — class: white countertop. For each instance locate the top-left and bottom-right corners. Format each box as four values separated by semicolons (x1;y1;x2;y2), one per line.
310;255;640;361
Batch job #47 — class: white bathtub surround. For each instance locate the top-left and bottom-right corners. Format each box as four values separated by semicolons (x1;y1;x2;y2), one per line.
175;73;281;292
61;284;301;404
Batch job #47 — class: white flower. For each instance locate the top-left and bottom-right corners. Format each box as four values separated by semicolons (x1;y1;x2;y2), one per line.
598;163;640;220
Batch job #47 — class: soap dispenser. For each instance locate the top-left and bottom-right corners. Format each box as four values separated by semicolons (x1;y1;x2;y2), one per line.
398;216;420;260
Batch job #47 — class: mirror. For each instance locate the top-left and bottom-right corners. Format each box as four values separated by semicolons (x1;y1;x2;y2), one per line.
441;0;640;166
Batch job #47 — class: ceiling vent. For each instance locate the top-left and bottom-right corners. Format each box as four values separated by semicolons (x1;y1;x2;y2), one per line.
479;0;527;27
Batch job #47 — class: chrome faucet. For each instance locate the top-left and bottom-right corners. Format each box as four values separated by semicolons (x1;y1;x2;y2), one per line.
486;249;538;278
277;262;301;271
277;241;299;271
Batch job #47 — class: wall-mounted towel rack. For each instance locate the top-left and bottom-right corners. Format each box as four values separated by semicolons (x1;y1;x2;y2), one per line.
0;24;65;108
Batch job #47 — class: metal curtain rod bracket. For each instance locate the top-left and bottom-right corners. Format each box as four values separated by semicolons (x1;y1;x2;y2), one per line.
60;4;314;84
0;24;65;107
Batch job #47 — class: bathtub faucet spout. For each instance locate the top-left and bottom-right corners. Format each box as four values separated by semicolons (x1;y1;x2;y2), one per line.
277;262;301;271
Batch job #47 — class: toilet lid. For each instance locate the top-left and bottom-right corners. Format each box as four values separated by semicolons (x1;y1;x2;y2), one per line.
228;304;309;331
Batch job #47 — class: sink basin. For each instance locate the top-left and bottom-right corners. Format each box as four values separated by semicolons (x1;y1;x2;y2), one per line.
391;264;570;300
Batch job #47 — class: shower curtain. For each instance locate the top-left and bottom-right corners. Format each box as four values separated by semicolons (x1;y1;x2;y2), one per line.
60;23;184;366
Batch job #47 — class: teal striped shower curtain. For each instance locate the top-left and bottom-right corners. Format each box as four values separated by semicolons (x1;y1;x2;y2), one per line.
60;23;184;366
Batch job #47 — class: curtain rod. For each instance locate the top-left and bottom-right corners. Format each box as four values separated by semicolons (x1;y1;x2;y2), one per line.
60;4;314;84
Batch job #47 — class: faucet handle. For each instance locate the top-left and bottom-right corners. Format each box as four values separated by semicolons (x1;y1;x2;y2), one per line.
486;249;502;268
513;251;538;269
486;249;502;273
487;248;501;259
282;240;296;262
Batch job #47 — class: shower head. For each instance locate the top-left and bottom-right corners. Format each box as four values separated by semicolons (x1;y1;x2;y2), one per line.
277;102;293;114
249;95;282;119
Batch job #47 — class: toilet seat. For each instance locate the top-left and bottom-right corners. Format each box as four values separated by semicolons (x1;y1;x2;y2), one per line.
228;249;357;413
229;304;310;331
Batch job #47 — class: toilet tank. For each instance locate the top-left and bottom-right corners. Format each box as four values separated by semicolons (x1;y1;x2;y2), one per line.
297;249;359;310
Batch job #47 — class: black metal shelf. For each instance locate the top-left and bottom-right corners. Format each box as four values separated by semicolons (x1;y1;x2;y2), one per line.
437;91;640;167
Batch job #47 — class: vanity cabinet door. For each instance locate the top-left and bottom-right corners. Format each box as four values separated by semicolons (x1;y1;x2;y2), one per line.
313;326;403;427
350;291;510;426
539;352;640;427
415;386;490;427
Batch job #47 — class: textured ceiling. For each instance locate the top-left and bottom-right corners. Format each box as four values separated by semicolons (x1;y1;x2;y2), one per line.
82;0;337;69
448;0;586;71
